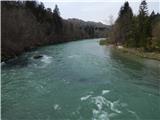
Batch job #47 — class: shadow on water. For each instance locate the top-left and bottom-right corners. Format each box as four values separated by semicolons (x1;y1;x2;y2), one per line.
2;56;30;69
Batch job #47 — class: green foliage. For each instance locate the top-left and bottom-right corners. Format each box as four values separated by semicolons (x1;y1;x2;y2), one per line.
53;4;63;34
137;0;151;49
152;22;160;50
99;39;106;45
53;5;60;16
114;1;133;45
110;0;160;51
99;39;111;45
84;26;95;38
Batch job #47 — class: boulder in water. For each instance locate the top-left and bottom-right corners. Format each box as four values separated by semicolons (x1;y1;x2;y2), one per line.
33;55;43;59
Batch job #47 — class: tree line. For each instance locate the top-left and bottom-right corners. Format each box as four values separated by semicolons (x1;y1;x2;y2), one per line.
1;1;109;61
110;0;160;51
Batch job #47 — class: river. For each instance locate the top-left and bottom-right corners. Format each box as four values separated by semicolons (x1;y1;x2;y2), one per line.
1;38;160;120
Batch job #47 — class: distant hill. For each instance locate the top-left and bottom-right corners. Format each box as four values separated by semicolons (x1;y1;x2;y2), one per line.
67;18;109;27
67;18;110;37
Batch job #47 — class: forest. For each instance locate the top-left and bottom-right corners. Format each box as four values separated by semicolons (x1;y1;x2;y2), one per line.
1;1;109;61
109;0;160;51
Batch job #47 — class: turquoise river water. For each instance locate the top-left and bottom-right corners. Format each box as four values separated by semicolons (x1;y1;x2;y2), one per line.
1;38;160;120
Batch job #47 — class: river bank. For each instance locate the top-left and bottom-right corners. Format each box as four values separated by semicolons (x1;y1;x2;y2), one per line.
116;47;160;61
99;39;160;61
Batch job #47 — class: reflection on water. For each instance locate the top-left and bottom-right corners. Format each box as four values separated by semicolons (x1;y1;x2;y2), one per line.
2;39;160;120
3;56;30;68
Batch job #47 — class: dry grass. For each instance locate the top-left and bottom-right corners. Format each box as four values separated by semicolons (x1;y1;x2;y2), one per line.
117;47;160;61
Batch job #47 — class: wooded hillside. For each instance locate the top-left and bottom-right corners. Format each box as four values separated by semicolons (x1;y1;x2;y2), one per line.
1;1;109;61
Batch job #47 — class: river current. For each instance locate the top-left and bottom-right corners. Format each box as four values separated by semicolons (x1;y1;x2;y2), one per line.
2;39;160;120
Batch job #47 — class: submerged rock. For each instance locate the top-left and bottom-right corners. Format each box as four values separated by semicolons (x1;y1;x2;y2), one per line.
33;55;43;59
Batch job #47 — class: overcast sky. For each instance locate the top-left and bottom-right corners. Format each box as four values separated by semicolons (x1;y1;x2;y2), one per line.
40;0;160;24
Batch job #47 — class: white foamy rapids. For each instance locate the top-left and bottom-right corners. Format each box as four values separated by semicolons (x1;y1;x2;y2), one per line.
80;95;92;101
92;109;110;120
110;100;121;114
53;104;61;110
41;55;52;64
91;96;122;114
102;90;110;95
91;96;123;120
92;96;106;110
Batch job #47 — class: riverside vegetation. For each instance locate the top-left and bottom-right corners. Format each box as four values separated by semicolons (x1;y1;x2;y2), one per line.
101;0;160;60
1;1;109;61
